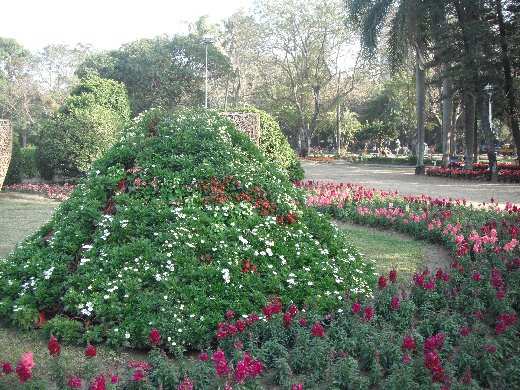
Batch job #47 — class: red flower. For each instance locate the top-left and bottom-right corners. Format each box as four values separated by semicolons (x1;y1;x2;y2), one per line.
390;297;400;311
351;301;361;315
424;351;440;369
131;369;145;382
363;306;374;322
378;275;388;288
85;344;97;358
485;344;497;353
67;376;82;388
311;322;324;337
198;352;209;361
235;320;246;332
402;336;415;351
48;336;61;356
389;269;397;283
283;312;294;328
299;317;307;327
148;328;161;345
89;374;106;390
459;326;470;336
1;362;13;374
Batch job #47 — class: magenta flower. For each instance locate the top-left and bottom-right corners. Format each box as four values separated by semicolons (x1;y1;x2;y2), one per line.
1;362;13;375
85;344;97;358
311;322;324;337
48;336;61;356
131;369;145;382
389;269;397;283
198;352;209;361
377;275;388;288
351;301;361;315
390;297;400;311
67;376;82;388
148;328;161;345
89;374;106;390
402;336;415;351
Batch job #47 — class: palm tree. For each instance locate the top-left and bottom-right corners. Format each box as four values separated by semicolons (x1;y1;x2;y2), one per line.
348;0;430;173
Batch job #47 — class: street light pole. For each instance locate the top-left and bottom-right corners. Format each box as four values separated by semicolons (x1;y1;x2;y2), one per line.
484;83;498;181
484;84;493;133
203;35;216;108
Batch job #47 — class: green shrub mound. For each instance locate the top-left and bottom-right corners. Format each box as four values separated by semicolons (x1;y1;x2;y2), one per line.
235;108;304;181
0;109;373;350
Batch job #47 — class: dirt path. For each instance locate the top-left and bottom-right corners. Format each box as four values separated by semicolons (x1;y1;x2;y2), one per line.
302;160;520;207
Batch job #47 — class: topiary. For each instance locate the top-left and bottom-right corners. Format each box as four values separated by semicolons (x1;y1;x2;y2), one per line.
4;137;22;185
233;108;304;181
0;109;373;351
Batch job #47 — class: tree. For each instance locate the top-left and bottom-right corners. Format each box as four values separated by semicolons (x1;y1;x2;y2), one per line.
77;35;232;115
349;0;430;173
36;76;130;179
252;0;356;157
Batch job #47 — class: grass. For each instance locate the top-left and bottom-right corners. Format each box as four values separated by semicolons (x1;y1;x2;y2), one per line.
0;193;58;259
338;222;451;280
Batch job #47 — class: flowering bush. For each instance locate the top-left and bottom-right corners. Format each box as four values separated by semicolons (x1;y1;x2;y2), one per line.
0;110;373;352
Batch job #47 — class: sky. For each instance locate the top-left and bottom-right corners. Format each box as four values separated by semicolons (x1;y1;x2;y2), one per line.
1;0;253;53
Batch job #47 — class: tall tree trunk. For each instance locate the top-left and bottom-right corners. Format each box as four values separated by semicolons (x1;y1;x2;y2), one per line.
442;77;453;167
495;0;520;162
415;59;426;174
464;93;475;170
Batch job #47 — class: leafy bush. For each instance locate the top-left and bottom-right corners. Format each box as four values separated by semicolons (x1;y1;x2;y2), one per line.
234;108;304;181
20;146;38;179
0;109;373;351
4;137;22;185
36;76;130;180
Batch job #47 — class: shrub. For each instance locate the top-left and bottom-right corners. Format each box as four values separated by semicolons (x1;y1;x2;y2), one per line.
4;137;22;185
36;76;130;180
0;109;374;351
233;108;304;181
20;146;38;179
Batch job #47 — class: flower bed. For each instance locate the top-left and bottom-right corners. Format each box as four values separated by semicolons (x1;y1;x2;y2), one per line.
428;163;520;183
2;180;519;388
4;183;76;201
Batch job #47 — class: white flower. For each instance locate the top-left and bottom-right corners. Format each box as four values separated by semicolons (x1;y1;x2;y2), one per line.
238;236;248;245
266;248;273;257
222;268;231;284
125;332;130;339
44;267;55;280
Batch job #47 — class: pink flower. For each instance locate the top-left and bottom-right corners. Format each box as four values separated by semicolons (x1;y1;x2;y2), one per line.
148;328;161;345
110;374;120;384
177;378;194;390
48;336;61;356
311;322;324;337
235;320;246;332
198;352;209;361
85;344;97;358
67;376;82;388
291;384;304;390
16;352;34;383
390;297;400;311
225;309;235;321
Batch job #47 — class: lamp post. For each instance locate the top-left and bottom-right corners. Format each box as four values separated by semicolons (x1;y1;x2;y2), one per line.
203;35;216;108
484;84;493;133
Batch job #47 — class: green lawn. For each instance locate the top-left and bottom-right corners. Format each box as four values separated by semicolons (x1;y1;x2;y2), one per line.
338;221;451;281
0;193;58;259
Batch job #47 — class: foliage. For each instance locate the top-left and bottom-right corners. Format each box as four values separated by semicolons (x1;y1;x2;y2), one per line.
234;108;304;181
20;146;39;179
77;35;232;115
355;119;398;148
0;109;374;351
36;76;130;179
4;137;22;185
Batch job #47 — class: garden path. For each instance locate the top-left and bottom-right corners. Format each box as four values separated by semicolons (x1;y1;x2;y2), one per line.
302;160;520;207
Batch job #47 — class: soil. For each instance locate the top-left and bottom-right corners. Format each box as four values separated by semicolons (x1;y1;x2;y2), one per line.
301;160;520;207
